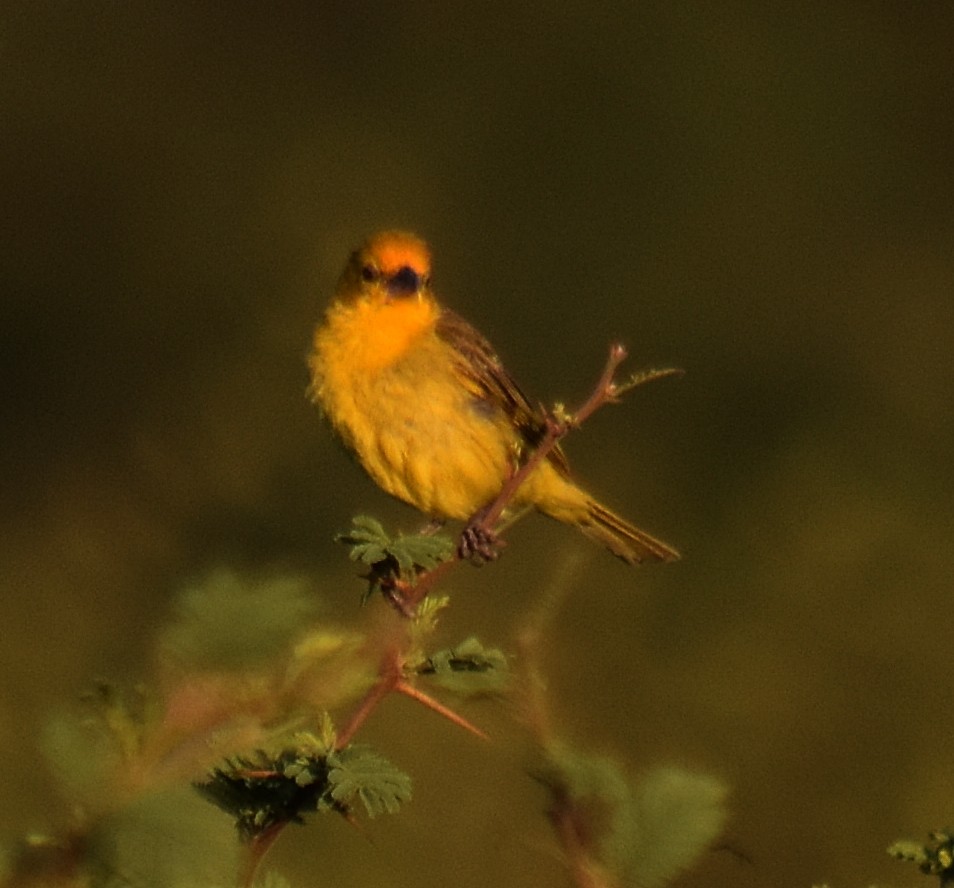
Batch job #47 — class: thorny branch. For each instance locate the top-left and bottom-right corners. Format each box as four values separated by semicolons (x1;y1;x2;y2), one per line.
388;344;681;615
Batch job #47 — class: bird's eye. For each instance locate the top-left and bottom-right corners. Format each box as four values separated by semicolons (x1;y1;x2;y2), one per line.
361;264;378;282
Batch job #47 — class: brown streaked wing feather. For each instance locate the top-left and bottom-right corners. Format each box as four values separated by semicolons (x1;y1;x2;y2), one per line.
435;309;570;474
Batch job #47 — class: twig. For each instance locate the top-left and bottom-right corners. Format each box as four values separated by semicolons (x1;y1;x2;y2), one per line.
393;679;489;740
240;823;285;888
517;555;616;888
336;647;403;748
336;645;488;749
475;343;633;534
390;344;680;615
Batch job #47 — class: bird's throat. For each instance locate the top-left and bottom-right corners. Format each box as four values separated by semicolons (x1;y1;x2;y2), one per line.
324;295;440;376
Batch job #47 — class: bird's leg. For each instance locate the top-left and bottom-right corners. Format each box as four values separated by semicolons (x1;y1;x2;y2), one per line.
458;347;680;570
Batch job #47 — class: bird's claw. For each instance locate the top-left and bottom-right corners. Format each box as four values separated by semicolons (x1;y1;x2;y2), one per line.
458;523;504;564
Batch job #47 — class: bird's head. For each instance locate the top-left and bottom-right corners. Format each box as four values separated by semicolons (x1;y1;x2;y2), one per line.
338;230;432;303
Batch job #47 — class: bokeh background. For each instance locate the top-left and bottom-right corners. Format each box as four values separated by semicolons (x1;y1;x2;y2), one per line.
2;2;953;886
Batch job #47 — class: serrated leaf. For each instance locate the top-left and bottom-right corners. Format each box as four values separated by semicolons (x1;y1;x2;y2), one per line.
335;516;391;566
347;515;391;542
313;714;337;755
611;766;728;888
160;570;321;671
540;741;630;812
536;745;726;888
326;746;412;818
350;543;388;565
87;787;239;888
418;637;510;695
412;595;450;634
888;840;930;864
282;761;316;788
889;831;954;876
336;516;453;572
196;749;333;841
388;532;454;571
335;516;455;603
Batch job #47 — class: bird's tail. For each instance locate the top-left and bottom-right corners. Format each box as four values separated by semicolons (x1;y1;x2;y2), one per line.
526;463;679;565
579;499;680;565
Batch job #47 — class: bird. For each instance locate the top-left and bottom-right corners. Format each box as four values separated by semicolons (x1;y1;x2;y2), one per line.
307;230;678;565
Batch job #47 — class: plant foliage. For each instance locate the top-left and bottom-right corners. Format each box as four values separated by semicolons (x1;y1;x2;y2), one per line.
335;516;454;601
889;829;954;884
195;734;412;842
414;636;510;695
535;742;728;888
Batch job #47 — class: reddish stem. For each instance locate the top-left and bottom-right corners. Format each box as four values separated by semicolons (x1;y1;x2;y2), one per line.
336;647;403;749
240;822;286;888
394;679;489;740
477;343;629;534
387;345;679;617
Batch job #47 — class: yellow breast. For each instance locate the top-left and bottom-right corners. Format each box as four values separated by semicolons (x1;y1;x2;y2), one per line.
308;293;516;519
316;295;439;377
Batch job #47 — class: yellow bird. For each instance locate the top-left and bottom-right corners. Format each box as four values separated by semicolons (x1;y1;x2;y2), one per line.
308;231;678;564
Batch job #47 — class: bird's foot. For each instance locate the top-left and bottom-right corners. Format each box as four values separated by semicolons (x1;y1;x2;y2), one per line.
458;521;505;564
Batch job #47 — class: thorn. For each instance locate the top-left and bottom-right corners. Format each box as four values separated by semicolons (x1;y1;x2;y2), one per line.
394;679;490;741
234;769;281;780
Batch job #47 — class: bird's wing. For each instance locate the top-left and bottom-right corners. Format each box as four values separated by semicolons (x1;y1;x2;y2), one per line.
435;308;570;475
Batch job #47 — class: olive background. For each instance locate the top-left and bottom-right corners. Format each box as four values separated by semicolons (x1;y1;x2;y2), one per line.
2;3;953;887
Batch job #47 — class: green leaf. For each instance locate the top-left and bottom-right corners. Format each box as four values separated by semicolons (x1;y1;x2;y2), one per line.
388;532;454;572
160;570;322;671
195;751;328;841
535;744;727;888
335;516;454;601
326;746;413;818
41;683;155;812
889;830;954;877
416;637;510;695
337;516;453;570
86;787;239;888
313;714;338;755
335;516;392;565
195;739;410;839
614;366;684;399
610;766;728;888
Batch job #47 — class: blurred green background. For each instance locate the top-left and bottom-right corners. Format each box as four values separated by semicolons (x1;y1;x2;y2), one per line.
2;2;952;886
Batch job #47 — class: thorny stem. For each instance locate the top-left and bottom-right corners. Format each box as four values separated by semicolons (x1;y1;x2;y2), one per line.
548;790;616;888
237;635;488;886
336;645;488;749
394;679;489;740
326;346;679;845
240;823;285;888
385;557;457;615
391;344;680;615
476;342;630;534
517;554;618;888
336;646;403;749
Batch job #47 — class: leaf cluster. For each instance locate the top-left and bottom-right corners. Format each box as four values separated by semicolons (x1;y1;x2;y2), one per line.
889;829;954;883
195;733;412;842
414;636;510;696
534;743;727;888
335;516;454;602
160;569;323;671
